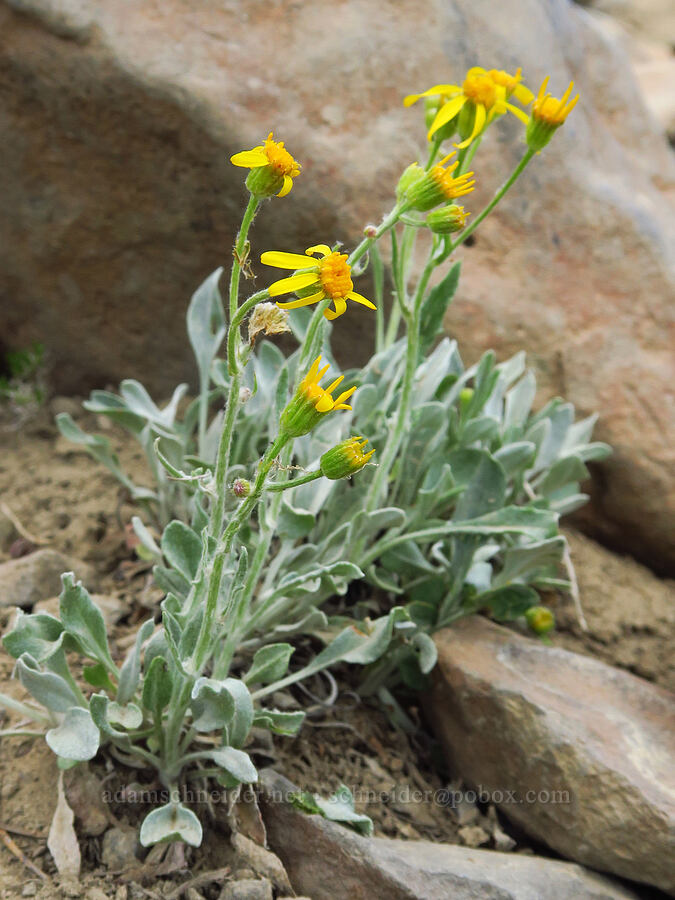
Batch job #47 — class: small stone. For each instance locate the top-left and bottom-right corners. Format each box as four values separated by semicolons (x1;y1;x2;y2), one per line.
0;549;98;609
219;879;273;900
114;888;128;900
185;890;205;900
85;889;110;900
21;884;37;897
458;825;490;848
101;827;140;871
64;768;109;836
231;833;292;894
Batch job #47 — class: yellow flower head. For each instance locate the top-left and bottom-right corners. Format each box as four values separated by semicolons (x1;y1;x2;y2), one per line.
260;245;376;321
320;436;376;480
400;154;475;213
526;78;579;151
230;132;301;198
280;356;356;438
404;66;532;147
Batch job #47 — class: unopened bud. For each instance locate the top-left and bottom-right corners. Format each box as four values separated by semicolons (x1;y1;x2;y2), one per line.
525;606;555;635
363;224;377;239
320;436;375;480
232;478;251;498
239;387;252;404
459;387;474;414
427;205;469;235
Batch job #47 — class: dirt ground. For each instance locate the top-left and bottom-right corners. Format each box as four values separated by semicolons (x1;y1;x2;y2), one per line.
0;404;672;898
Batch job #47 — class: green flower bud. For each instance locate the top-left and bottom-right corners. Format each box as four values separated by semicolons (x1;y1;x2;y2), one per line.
320;436;375;480
426;204;469;234
232;478;251;498
525;606;555;635
279;356;355;439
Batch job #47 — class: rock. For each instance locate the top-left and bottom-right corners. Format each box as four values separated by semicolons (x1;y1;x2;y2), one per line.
258;770;638;900
0;549;98;608
230;832;292;894
0;0;674;569
219;880;273;900
101;826;141;872
556;529;675;690
63;768;109;836
428;617;675;893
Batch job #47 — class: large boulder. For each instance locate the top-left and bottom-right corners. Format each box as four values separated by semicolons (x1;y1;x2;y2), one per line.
0;0;673;568
428;616;675;894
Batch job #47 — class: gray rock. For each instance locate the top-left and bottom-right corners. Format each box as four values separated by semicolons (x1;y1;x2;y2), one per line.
428;617;675;894
1;0;674;569
258;770;638;900
101;826;140;872
0;549;98;608
219;879;273;900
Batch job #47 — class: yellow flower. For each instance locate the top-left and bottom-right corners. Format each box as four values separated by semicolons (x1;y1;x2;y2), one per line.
280;356;356;437
320;436;376;480
230;132;301;198
526;78;579;150
260;245;376;321
400;154;475;212
404;66;532;147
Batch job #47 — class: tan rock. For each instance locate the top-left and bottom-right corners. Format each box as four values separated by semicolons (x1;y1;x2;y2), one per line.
259;770;639;900
0;548;98;608
0;0;673;567
428;617;675;893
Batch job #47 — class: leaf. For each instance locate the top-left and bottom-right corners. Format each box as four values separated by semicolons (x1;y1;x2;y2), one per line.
450;450;506;520
131;516;162;562
187;267;225;384
504;370;536;428
16;655;80;712
48;772;81;879
59;574;116;671
479;584;539;620
277;502;315;540
161;521;202;583
140;802;203;848
3;611;64;661
317;607;410;668
106;701;143;730
534;455;589;496
419;262;460;354
494;441;536;476
252;708;305;735
117;618;155;706
313;785;373;836
153;565;191;601
221;678;254;748
410;632;438;674
190;677;235;731
208;746;257;784
142;656;174;714
492;537;566;588
244;644;294;686
46;707;100;761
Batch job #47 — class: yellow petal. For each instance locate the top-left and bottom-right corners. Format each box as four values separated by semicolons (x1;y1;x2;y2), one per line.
454;102;486;149
335;385;357;405
404;84;459;107
325;375;345;393
261;251;319;269
275;289;326;309
347;291;376;310
315;394;335;413
277;175;293;198
268;273;320;297
428;95;467;139
505;102;530;125
324;297;347;321
305;244;332;257
513;83;534;105
230;149;268;168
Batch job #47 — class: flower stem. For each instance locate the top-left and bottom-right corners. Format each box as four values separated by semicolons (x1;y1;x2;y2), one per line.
265;470;322;491
448;147;535;254
227;289;270;375
229;195;259;322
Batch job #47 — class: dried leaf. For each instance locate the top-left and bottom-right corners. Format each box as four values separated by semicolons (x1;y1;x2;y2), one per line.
48;771;81;879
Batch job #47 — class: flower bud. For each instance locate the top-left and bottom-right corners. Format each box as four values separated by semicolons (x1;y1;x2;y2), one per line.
526;78;579;152
426;205;469;234
320;436;375;480
525;606;555;635
396;163;425;201
459;387;474;414
401;154;475;213
363;224;378;239
232;478;251;498
279;356;356;439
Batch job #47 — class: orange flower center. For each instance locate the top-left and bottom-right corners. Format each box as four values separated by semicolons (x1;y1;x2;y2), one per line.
462;73;497;109
489;69;518;95
318;252;353;299
264;136;300;177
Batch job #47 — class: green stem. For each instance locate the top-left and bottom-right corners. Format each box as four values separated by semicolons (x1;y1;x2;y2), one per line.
210;372;241;537
426;139;442;169
347;205;401;270
229;196;259;322
227;289;270;375
193;433;290;674
458;135;482;175
265;470;322;491
449;148;535;254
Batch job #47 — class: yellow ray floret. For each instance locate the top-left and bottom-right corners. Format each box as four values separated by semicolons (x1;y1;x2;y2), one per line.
320;436;376;480
404;66;533;147
261;246;376;321
230;132;301;197
280;356;357;437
